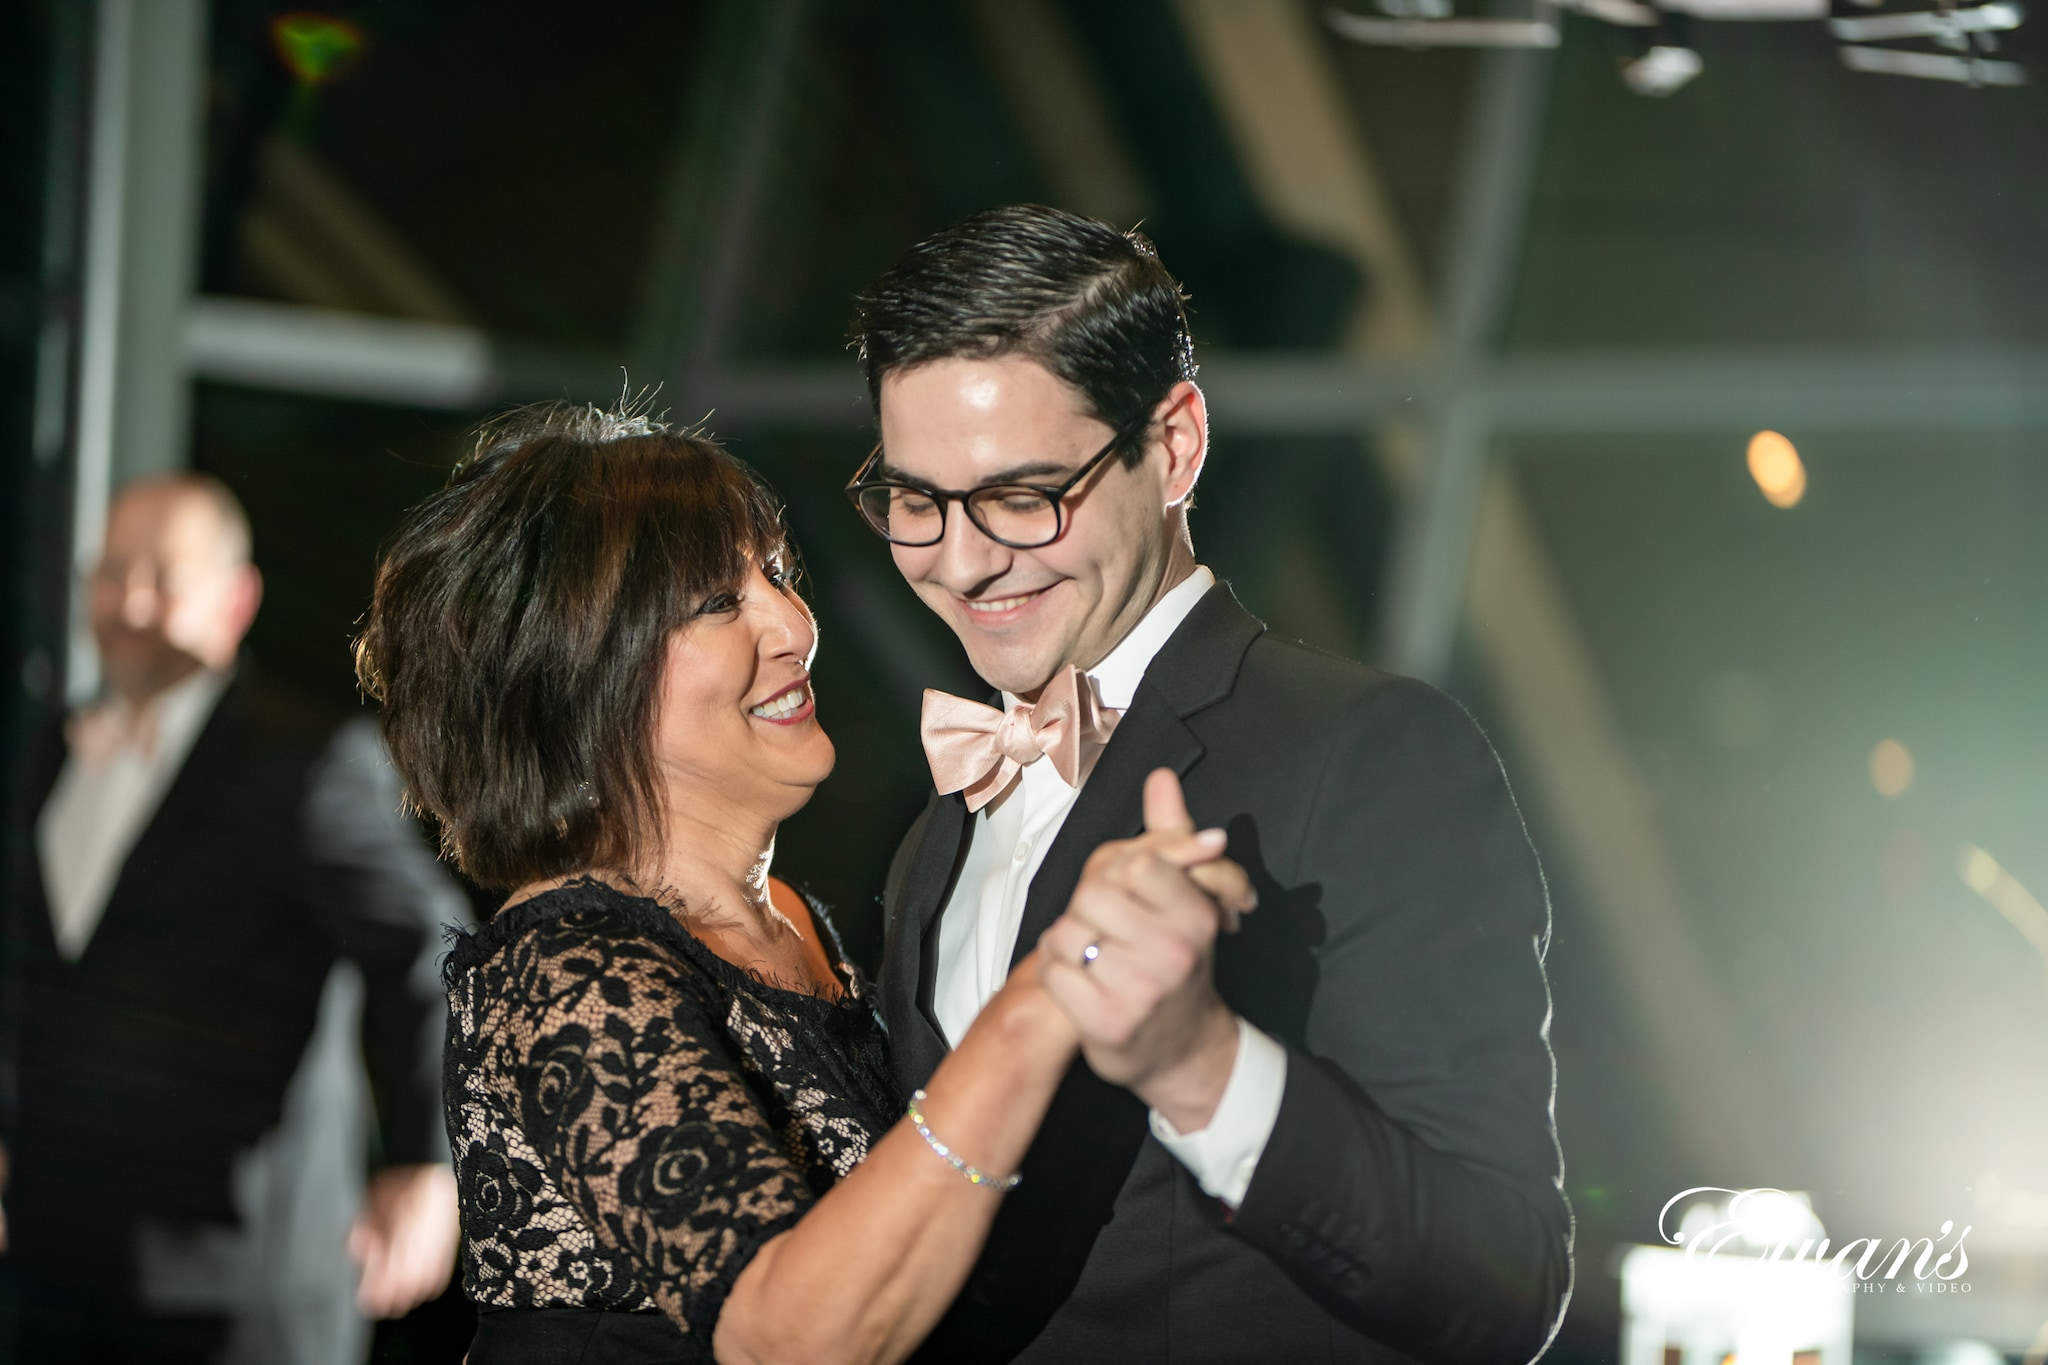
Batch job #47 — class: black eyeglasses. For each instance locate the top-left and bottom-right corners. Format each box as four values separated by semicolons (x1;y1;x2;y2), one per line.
844;412;1149;550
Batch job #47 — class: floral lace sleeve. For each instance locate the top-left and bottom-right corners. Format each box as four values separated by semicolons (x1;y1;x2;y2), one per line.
475;906;816;1342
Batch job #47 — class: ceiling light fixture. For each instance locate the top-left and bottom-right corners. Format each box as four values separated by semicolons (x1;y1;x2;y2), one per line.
1324;0;2026;88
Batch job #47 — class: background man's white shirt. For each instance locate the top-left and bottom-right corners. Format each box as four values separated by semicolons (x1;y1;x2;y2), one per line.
38;666;231;961
931;566;1286;1207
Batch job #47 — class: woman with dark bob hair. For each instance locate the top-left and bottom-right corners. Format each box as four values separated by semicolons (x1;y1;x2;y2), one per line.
357;405;1233;1364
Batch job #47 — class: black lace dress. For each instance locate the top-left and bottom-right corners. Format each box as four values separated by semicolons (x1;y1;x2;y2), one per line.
442;879;899;1363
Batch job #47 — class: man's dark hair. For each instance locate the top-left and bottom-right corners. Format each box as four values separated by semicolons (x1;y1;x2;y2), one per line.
356;403;788;893
851;204;1197;466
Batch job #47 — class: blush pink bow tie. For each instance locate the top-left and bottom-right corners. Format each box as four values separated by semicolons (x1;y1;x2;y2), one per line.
920;665;1122;813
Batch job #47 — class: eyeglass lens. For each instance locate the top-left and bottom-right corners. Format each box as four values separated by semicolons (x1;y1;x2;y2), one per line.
855;484;1061;548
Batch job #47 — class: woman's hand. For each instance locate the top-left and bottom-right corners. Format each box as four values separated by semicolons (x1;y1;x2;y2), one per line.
973;945;1085;1061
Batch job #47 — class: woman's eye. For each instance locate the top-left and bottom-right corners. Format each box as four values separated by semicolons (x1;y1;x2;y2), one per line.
763;561;789;587
698;593;740;616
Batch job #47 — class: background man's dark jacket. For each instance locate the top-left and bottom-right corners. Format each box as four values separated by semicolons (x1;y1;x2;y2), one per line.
1;670;457;1303
882;586;1572;1365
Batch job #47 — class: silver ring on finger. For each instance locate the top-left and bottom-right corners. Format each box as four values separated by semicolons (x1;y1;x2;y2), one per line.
1081;941;1102;969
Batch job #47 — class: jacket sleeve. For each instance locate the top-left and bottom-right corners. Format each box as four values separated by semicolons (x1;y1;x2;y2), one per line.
1227;677;1573;1365
301;716;471;1166
0;715;66;1146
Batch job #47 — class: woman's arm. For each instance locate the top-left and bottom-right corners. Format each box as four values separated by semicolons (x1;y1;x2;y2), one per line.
485;906;1082;1363
712;954;1074;1365
489;833;1236;1365
715;813;1254;1365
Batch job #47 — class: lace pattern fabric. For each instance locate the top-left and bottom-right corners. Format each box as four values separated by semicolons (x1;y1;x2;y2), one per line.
442;880;896;1348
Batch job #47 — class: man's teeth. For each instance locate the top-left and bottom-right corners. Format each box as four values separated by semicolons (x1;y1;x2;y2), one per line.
749;686;809;720
966;590;1043;613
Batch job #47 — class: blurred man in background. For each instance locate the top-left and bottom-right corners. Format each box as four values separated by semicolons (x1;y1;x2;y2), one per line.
2;474;463;1365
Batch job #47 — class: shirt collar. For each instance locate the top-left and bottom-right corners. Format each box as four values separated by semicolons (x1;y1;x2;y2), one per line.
72;663;232;765
1082;565;1217;711
995;568;1216;713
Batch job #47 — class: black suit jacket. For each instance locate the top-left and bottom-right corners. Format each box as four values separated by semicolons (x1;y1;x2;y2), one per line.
1;670;460;1288
881;586;1572;1365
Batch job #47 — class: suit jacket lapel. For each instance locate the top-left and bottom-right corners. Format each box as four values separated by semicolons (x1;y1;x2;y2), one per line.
880;788;971;1093
1006;583;1263;971
1004;692;1202;972
915;584;1267;1363
14;678;245;967
97;672;246;927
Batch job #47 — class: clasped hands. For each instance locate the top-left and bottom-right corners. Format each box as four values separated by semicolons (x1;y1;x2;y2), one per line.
1034;770;1257;1133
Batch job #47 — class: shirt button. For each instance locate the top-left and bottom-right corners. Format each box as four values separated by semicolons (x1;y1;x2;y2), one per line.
1014;841;1031;862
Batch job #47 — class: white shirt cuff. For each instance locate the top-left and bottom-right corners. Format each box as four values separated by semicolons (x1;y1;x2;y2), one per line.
1147;1018;1287;1209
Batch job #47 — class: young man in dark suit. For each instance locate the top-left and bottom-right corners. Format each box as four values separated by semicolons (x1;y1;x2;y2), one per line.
848;206;1572;1364
2;474;463;1364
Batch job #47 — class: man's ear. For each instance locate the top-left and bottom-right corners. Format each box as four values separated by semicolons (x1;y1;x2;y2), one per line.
1154;380;1208;510
229;564;263;646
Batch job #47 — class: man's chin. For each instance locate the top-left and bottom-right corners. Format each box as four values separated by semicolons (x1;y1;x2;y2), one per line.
97;647;204;702
962;645;1067;698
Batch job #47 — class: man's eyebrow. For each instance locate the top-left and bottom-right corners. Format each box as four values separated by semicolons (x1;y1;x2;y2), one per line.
872;456;1078;486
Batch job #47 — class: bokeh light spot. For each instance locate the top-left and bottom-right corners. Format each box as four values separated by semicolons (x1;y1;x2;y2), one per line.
1959;843;2001;894
1868;738;1914;797
1958;845;2048;989
1746;430;1806;508
271;12;365;86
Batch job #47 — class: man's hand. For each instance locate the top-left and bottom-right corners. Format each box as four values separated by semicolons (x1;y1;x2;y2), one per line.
349;1162;459;1319
1039;769;1256;1132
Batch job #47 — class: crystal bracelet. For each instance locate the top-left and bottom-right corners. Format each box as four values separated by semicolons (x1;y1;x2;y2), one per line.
906;1089;1022;1192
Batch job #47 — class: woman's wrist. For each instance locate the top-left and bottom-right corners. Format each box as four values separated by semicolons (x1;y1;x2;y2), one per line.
981;970;1081;1059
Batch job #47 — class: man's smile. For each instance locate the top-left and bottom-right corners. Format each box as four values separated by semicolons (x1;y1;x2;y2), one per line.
958;585;1054;621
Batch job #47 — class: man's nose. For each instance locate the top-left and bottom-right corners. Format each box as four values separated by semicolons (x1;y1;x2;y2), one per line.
929;500;1010;587
112;565;164;629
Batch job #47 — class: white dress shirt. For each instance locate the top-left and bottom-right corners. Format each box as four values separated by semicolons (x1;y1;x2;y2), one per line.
931;566;1287;1207
37;666;231;961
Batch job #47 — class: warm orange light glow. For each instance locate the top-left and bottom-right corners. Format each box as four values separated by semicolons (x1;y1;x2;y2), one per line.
1869;738;1914;796
1747;430;1806;508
